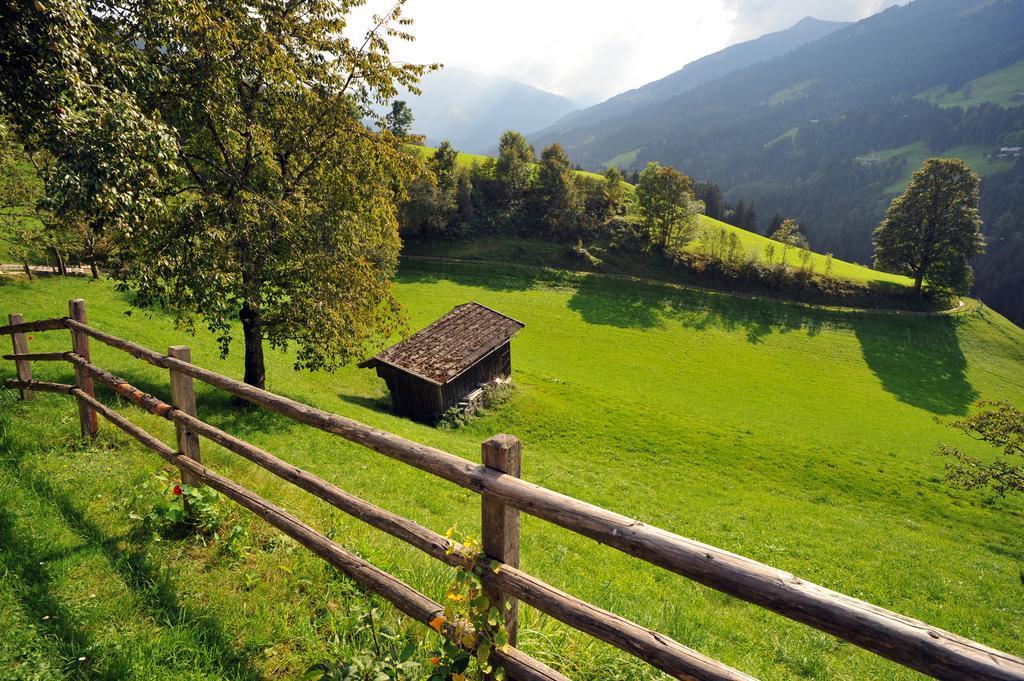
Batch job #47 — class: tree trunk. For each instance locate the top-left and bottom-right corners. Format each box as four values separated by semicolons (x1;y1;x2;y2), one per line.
239;302;266;390
89;261;99;279
914;272;924;295
54;248;67;276
23;260;32;281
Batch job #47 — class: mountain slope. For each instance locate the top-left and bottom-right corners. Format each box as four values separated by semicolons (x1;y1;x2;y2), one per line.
401;68;577;153
534;0;1024;326
534;17;849;139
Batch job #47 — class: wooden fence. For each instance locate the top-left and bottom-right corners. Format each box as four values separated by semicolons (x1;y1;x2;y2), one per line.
3;299;1024;681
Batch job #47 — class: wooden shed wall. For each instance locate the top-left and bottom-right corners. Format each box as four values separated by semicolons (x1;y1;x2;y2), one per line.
376;365;443;419
376;341;513;420
440;342;512;410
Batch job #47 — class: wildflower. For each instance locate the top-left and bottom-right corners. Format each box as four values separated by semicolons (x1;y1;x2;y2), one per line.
430;657;440;666
172;484;183;496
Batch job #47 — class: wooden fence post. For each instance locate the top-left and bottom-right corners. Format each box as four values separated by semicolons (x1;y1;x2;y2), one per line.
8;314;33;400
68;299;98;437
168;345;202;487
481;434;521;649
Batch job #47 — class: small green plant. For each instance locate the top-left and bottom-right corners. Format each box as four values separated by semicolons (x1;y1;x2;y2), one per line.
429;527;510;681
306;604;421;680
437;382;514;430
131;473;232;539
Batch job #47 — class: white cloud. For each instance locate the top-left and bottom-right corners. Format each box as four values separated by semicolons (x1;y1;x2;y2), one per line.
351;1;734;103
349;1;893;103
722;0;895;41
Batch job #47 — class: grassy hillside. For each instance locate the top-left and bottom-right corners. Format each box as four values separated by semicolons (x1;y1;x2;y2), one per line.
869;141;1015;194
407;145;608;183
917;58;1024;109
1;267;1022;679
403;140;913;292
693;215;910;285
408;215;913;290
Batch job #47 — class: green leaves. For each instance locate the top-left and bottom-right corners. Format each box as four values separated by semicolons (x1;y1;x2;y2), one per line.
636;161;704;251
936;400;1024;497
873;157;984;294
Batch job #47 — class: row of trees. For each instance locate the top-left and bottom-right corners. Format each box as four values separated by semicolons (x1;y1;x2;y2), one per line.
400;132;630;241
398;118;985;298
1;0;435;388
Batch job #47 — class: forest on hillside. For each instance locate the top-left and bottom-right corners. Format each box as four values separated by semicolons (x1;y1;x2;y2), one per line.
533;0;1024;325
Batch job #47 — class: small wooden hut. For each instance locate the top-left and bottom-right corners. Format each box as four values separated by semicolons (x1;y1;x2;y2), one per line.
359;302;525;420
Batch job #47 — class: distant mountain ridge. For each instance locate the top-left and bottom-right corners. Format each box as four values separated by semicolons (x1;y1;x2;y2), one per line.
531;0;1024;327
533;17;850;141
401;68;577;153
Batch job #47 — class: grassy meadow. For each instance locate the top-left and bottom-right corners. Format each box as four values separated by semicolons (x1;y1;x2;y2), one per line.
917;59;1024;109
868;141;1015;194
407;219;913;290
407;145;610;183
1;265;1023;680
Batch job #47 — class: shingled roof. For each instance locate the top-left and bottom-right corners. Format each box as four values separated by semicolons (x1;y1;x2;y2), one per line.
359;302;524;385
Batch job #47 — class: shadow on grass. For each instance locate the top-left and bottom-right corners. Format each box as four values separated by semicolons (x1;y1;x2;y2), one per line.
0;457;265;679
566;273;978;413
91;365;295;441
854;315;978;415
566;275;830;340
337;392;393;415
0;508;133;679
397;259;546;293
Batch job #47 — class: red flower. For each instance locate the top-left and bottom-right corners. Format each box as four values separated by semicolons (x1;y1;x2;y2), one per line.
172;484;183;496
430;657;439;666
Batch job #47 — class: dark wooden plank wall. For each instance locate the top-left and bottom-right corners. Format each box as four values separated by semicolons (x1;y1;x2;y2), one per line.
377;365;443;418
440;342;512;411
377;342;513;420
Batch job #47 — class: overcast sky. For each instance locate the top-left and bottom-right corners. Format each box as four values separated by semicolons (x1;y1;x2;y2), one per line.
350;1;895;104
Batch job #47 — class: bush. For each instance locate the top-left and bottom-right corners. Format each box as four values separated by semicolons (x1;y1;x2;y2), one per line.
438;381;514;430
602;215;647;251
132;472;239;542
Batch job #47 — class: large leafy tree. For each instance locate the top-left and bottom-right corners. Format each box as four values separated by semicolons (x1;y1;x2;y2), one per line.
635;162;703;250
2;0;435;389
535;143;580;237
0;0;178;246
430;140;459;193
384;100;414;138
873;158;985;295
495;130;534;208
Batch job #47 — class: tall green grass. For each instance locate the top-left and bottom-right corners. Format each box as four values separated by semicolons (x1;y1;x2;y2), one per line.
1;268;1022;679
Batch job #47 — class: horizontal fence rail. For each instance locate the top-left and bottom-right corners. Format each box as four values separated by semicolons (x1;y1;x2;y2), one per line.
2;304;1024;681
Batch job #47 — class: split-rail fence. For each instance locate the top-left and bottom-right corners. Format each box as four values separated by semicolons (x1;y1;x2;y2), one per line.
3;299;1024;681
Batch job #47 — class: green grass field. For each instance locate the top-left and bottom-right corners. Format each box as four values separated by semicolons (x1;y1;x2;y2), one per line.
1;266;1022;679
407;145;609;183
869;141;1015;194
602;148;640;170
408;216;913;289
917;59;1024;109
769;79;819;107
